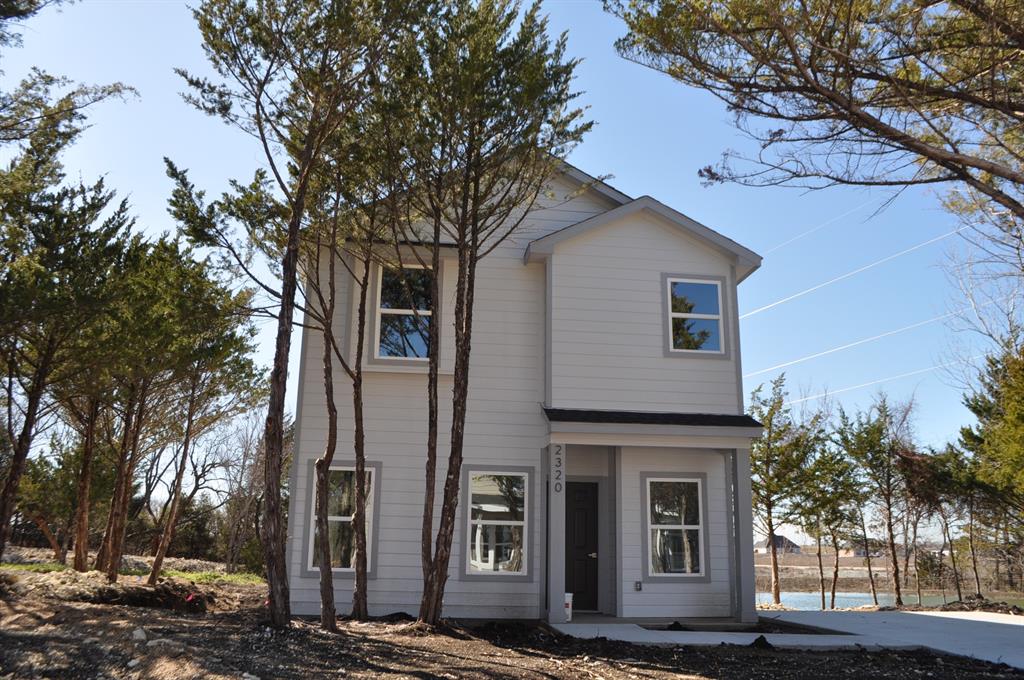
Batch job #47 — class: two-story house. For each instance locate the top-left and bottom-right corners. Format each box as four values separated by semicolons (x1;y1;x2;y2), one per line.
286;163;763;624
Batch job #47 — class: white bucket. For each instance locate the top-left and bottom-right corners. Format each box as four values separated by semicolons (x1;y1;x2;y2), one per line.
564;592;573;622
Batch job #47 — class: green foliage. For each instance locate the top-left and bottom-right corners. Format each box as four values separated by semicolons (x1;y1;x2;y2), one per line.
973;351;1024;510
748;375;824;534
164;569;264;585
611;0;1024;235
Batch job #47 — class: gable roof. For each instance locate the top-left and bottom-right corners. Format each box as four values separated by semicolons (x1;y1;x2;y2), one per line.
523;195;762;282
556;160;632;206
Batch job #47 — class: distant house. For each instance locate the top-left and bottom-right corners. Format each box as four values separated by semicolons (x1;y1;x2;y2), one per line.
754;535;801;555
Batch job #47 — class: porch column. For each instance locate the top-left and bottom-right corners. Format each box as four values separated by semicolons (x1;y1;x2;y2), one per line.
547;442;567;623
734;447;758;622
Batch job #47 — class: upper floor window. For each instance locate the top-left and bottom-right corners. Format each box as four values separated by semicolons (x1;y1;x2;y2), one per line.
666;278;722;353
647;477;703;576
466;471;528;576
376;265;432;360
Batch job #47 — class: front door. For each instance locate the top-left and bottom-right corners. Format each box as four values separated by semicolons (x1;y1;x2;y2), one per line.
565;481;599;611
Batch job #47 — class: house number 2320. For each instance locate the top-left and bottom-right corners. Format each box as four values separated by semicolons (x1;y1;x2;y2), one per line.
552;445;564;494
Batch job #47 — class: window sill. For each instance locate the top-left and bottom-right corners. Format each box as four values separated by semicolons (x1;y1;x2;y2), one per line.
364;358;453;375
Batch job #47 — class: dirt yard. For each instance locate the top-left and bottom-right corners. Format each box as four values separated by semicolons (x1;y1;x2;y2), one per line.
2;567;1023;679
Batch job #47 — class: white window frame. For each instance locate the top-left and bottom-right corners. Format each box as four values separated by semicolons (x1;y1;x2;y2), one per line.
306;466;374;573
646;476;705;578
374;263;431;361
465;470;529;577
665;277;724;355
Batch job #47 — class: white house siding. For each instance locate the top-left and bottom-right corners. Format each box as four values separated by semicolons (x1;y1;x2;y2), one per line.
287;177;619;619
549;211;741;414
617;446;733;618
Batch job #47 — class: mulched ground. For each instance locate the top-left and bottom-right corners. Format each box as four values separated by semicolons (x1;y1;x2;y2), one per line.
1;568;1022;679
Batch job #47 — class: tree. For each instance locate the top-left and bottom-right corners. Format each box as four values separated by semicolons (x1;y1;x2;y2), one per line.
174;0;396;628
610;0;1024;257
798;444;858;609
146;253;262;585
0;101;131;561
400;0;590;625
748;375;821;604
838;397;914;606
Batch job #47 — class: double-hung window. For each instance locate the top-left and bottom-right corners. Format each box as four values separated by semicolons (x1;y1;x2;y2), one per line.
376;265;432;360
666;278;723;353
309;468;373;571
466;472;528;575
647;477;703;576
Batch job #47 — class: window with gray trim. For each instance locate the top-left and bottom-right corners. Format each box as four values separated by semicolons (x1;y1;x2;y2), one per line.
376;265;432;359
308;468;374;571
666;278;723;353
466;471;528;575
647;477;704;576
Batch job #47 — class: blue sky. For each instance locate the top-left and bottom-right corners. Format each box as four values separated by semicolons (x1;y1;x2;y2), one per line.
3;0;988;449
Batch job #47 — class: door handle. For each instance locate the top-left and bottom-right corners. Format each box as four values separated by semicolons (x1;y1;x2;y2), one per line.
588;552;597;559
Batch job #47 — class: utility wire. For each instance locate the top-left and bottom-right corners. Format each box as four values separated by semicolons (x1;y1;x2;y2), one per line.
784;355;983;406
762;198;879;255
744;311;953;378
740;227;965;320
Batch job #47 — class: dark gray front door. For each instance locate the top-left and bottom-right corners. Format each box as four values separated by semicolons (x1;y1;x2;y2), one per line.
565;481;599;611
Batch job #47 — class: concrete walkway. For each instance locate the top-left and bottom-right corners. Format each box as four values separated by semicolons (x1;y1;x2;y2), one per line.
553;610;1024;669
764;610;1024;669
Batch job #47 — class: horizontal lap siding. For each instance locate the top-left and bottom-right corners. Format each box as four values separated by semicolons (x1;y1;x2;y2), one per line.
619;447;732;618
288;179;617;618
550;213;740;413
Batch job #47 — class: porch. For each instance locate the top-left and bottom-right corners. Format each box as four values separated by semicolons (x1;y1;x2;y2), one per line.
540;408;761;625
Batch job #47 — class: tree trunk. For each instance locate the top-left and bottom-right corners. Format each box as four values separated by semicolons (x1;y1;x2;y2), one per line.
72;399;100;571
147;384;198;586
351;250;372;622
911;519;922;605
419;214;443;587
860;510;878;605
938;530;948;604
104;383;149;583
767;517;782;605
96;389;138;573
829;529;841;609
967;499;982;597
942;515;963;601
0;341;54;561
816;532;825;610
314;257;340;632
419;242;477;625
32;515;61;561
884;500;903;606
260;161;314;629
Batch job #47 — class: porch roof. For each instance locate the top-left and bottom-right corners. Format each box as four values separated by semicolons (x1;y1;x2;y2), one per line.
542;407;763;448
543;407;761;429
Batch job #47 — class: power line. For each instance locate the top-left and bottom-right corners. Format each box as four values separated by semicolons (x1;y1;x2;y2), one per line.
784;355;983;406
743;311;953;378
762;198;879;255
740;227;965;320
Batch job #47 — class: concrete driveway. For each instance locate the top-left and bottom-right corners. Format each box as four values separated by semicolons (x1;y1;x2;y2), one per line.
762;610;1024;669
553;610;1024;670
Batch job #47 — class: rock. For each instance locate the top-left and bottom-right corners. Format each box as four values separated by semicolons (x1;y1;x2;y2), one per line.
242;673;260;680
127;659;140;669
131;627;147;641
0;548;28;564
145;638;184;656
749;634;774;650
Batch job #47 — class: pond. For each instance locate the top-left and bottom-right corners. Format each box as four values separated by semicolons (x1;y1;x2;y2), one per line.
756;591;956;610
